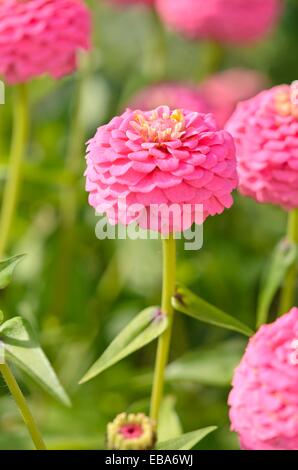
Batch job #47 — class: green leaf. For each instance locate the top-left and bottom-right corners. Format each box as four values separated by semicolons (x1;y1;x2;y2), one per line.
0;254;25;289
0;317;70;406
158;396;183;443
166;339;245;387
0;310;4;325
172;285;253;337
156;426;217;450
257;239;297;328
80;306;167;384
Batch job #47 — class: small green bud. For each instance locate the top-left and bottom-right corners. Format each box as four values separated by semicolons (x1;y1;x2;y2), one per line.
107;412;157;450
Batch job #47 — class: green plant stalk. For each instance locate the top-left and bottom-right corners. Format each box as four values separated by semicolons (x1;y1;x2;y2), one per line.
143;7;167;81
0;363;46;450
49;69;86;318
198;40;225;81
0;84;29;258
279;208;298;315
150;234;176;422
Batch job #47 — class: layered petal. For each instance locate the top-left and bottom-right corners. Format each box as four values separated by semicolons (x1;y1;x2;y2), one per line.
85;106;238;233
226;82;298;210
229;308;298;450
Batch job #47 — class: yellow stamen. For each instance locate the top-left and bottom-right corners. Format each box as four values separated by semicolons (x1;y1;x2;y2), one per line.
171;109;184;122
131;108;186;144
275;85;298;118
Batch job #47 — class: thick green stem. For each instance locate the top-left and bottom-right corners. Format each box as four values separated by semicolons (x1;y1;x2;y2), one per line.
278;209;298;315
0;363;46;450
0;84;29;258
150;235;176;422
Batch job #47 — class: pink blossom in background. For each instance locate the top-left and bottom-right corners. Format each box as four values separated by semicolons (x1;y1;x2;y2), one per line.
229;308;298;450
155;0;282;44
129;83;209;114
85;106;238;233
201;68;268;128
226;82;298;210
0;0;91;84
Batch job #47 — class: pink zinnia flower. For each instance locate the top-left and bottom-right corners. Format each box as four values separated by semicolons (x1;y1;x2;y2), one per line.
0;0;91;84
201;68;268;127
85;106;238;233
226;82;298;210
129;83;209;115
155;0;282;44
229;308;298;450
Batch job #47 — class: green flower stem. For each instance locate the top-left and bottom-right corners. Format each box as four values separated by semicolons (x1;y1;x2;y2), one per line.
150;234;176;422
49;62;88;318
0;363;46;450
198;40;225;81
143;7;167;81
278;208;298;315
0;84;29;259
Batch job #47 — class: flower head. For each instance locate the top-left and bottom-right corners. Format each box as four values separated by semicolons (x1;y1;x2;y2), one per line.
155;0;282;44
85;106;238;233
107;413;156;450
201;68;268;127
229;308;298;450
0;0;91;84
129;83;209;115
226;81;298;210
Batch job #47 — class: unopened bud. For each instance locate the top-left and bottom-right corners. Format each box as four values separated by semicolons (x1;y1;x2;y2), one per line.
107;412;156;450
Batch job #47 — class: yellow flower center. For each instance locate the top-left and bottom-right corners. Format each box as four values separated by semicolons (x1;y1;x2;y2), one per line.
131;108;186;143
274;82;298;118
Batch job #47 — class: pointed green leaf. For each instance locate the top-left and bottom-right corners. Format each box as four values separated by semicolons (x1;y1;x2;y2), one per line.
0;310;4;325
80;306;167;384
0;317;70;406
158;396;183;443
173;285;253;337
156;426;217;450
257;239;297;328
166;339;245;387
0;254;25;289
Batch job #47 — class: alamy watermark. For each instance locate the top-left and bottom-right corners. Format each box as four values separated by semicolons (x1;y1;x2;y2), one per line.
95;199;204;251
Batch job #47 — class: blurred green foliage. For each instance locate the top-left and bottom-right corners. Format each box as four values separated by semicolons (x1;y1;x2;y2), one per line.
1;0;298;450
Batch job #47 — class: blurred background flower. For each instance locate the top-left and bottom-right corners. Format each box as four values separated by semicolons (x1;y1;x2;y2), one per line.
128;82;208;114
0;0;91;83
155;0;282;44
201;68;268;127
